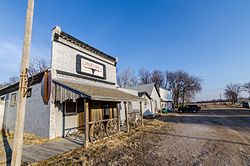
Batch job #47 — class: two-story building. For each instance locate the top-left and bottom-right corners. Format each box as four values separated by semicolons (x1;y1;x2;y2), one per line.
0;26;143;146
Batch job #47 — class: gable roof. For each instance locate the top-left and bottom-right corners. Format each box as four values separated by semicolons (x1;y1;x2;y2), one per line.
138;91;152;100
128;83;160;98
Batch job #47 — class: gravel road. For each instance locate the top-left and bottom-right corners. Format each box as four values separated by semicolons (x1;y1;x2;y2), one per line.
155;108;250;166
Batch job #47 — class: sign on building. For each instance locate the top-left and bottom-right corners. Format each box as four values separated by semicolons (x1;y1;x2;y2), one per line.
76;54;106;79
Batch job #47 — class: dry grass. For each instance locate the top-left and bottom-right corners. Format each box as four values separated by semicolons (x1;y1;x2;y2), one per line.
0;130;48;165
32;119;172;166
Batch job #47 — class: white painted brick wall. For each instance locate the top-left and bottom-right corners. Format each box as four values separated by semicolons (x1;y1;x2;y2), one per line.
3;83;50;138
51;40;117;89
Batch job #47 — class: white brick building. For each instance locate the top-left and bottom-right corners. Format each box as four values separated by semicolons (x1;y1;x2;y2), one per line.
0;26;143;141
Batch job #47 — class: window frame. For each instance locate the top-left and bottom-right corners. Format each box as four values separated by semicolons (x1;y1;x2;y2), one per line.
26;88;32;98
0;96;5;101
64;101;77;115
10;93;17;107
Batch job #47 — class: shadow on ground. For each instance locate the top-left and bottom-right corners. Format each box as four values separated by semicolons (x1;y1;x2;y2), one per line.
2;130;12;166
158;109;250;128
145;131;250;147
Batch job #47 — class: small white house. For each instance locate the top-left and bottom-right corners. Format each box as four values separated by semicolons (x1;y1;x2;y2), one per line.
118;88;152;120
159;88;173;107
128;83;161;115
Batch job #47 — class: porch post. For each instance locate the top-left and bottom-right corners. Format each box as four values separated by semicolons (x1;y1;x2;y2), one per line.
124;101;129;132
140;101;144;126
84;98;89;148
62;103;65;138
117;103;121;132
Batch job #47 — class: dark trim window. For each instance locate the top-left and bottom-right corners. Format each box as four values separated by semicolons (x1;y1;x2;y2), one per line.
0;96;5;101
65;101;77;115
27;88;32;98
10;93;17;106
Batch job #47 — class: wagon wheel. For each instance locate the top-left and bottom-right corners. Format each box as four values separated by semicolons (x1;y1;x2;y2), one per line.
136;115;143;127
106;119;118;136
89;121;106;142
128;113;137;128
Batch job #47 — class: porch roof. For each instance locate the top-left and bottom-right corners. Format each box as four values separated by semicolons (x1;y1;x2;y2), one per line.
53;79;143;102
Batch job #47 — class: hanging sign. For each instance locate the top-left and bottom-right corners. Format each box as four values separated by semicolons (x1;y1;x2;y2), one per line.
41;71;51;105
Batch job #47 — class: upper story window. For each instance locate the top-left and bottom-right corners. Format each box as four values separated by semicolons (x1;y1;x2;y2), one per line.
10;93;17;106
26;88;32;98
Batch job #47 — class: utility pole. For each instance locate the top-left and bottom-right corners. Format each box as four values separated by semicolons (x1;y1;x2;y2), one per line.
11;0;34;165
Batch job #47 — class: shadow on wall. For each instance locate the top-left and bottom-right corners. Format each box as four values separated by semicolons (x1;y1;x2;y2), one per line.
144;109;153;116
2;130;12;166
1;95;12;165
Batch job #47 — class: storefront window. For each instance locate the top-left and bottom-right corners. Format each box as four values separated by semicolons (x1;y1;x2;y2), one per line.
65;101;77;115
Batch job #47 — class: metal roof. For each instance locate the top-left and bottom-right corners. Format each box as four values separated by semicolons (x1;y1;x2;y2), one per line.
128;83;161;98
53;79;143;102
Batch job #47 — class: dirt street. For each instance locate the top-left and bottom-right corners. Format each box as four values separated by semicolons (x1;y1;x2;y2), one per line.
33;108;250;166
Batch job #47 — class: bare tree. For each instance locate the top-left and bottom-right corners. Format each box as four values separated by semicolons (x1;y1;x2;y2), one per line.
224;83;242;103
138;68;151;85
151;70;165;88
0;84;5;89
8;76;20;84
0;58;50;87
166;70;202;108
243;82;250;99
29;58;50;75
167;70;187;108
117;68;138;88
180;75;202;104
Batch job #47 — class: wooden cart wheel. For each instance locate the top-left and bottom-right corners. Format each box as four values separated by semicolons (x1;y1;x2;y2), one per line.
136;115;143;127
106;119;118;136
89;121;106;142
128;113;136;128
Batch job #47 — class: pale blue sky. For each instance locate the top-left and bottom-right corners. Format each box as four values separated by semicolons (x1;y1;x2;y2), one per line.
0;0;250;100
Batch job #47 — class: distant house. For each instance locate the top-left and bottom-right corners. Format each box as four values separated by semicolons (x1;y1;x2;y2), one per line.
128;83;161;115
118;88;152;120
138;91;152;116
159;88;173;108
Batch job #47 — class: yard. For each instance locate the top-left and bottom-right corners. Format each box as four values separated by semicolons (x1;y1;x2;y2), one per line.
30;105;250;166
1;104;249;166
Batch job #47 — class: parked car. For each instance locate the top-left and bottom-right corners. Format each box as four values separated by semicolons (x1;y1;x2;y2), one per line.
241;102;250;108
178;104;200;113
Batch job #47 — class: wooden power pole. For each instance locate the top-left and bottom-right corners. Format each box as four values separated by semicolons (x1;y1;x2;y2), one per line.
11;0;34;165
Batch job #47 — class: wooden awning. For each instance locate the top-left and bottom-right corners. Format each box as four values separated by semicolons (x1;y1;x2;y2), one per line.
53;79;143;102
